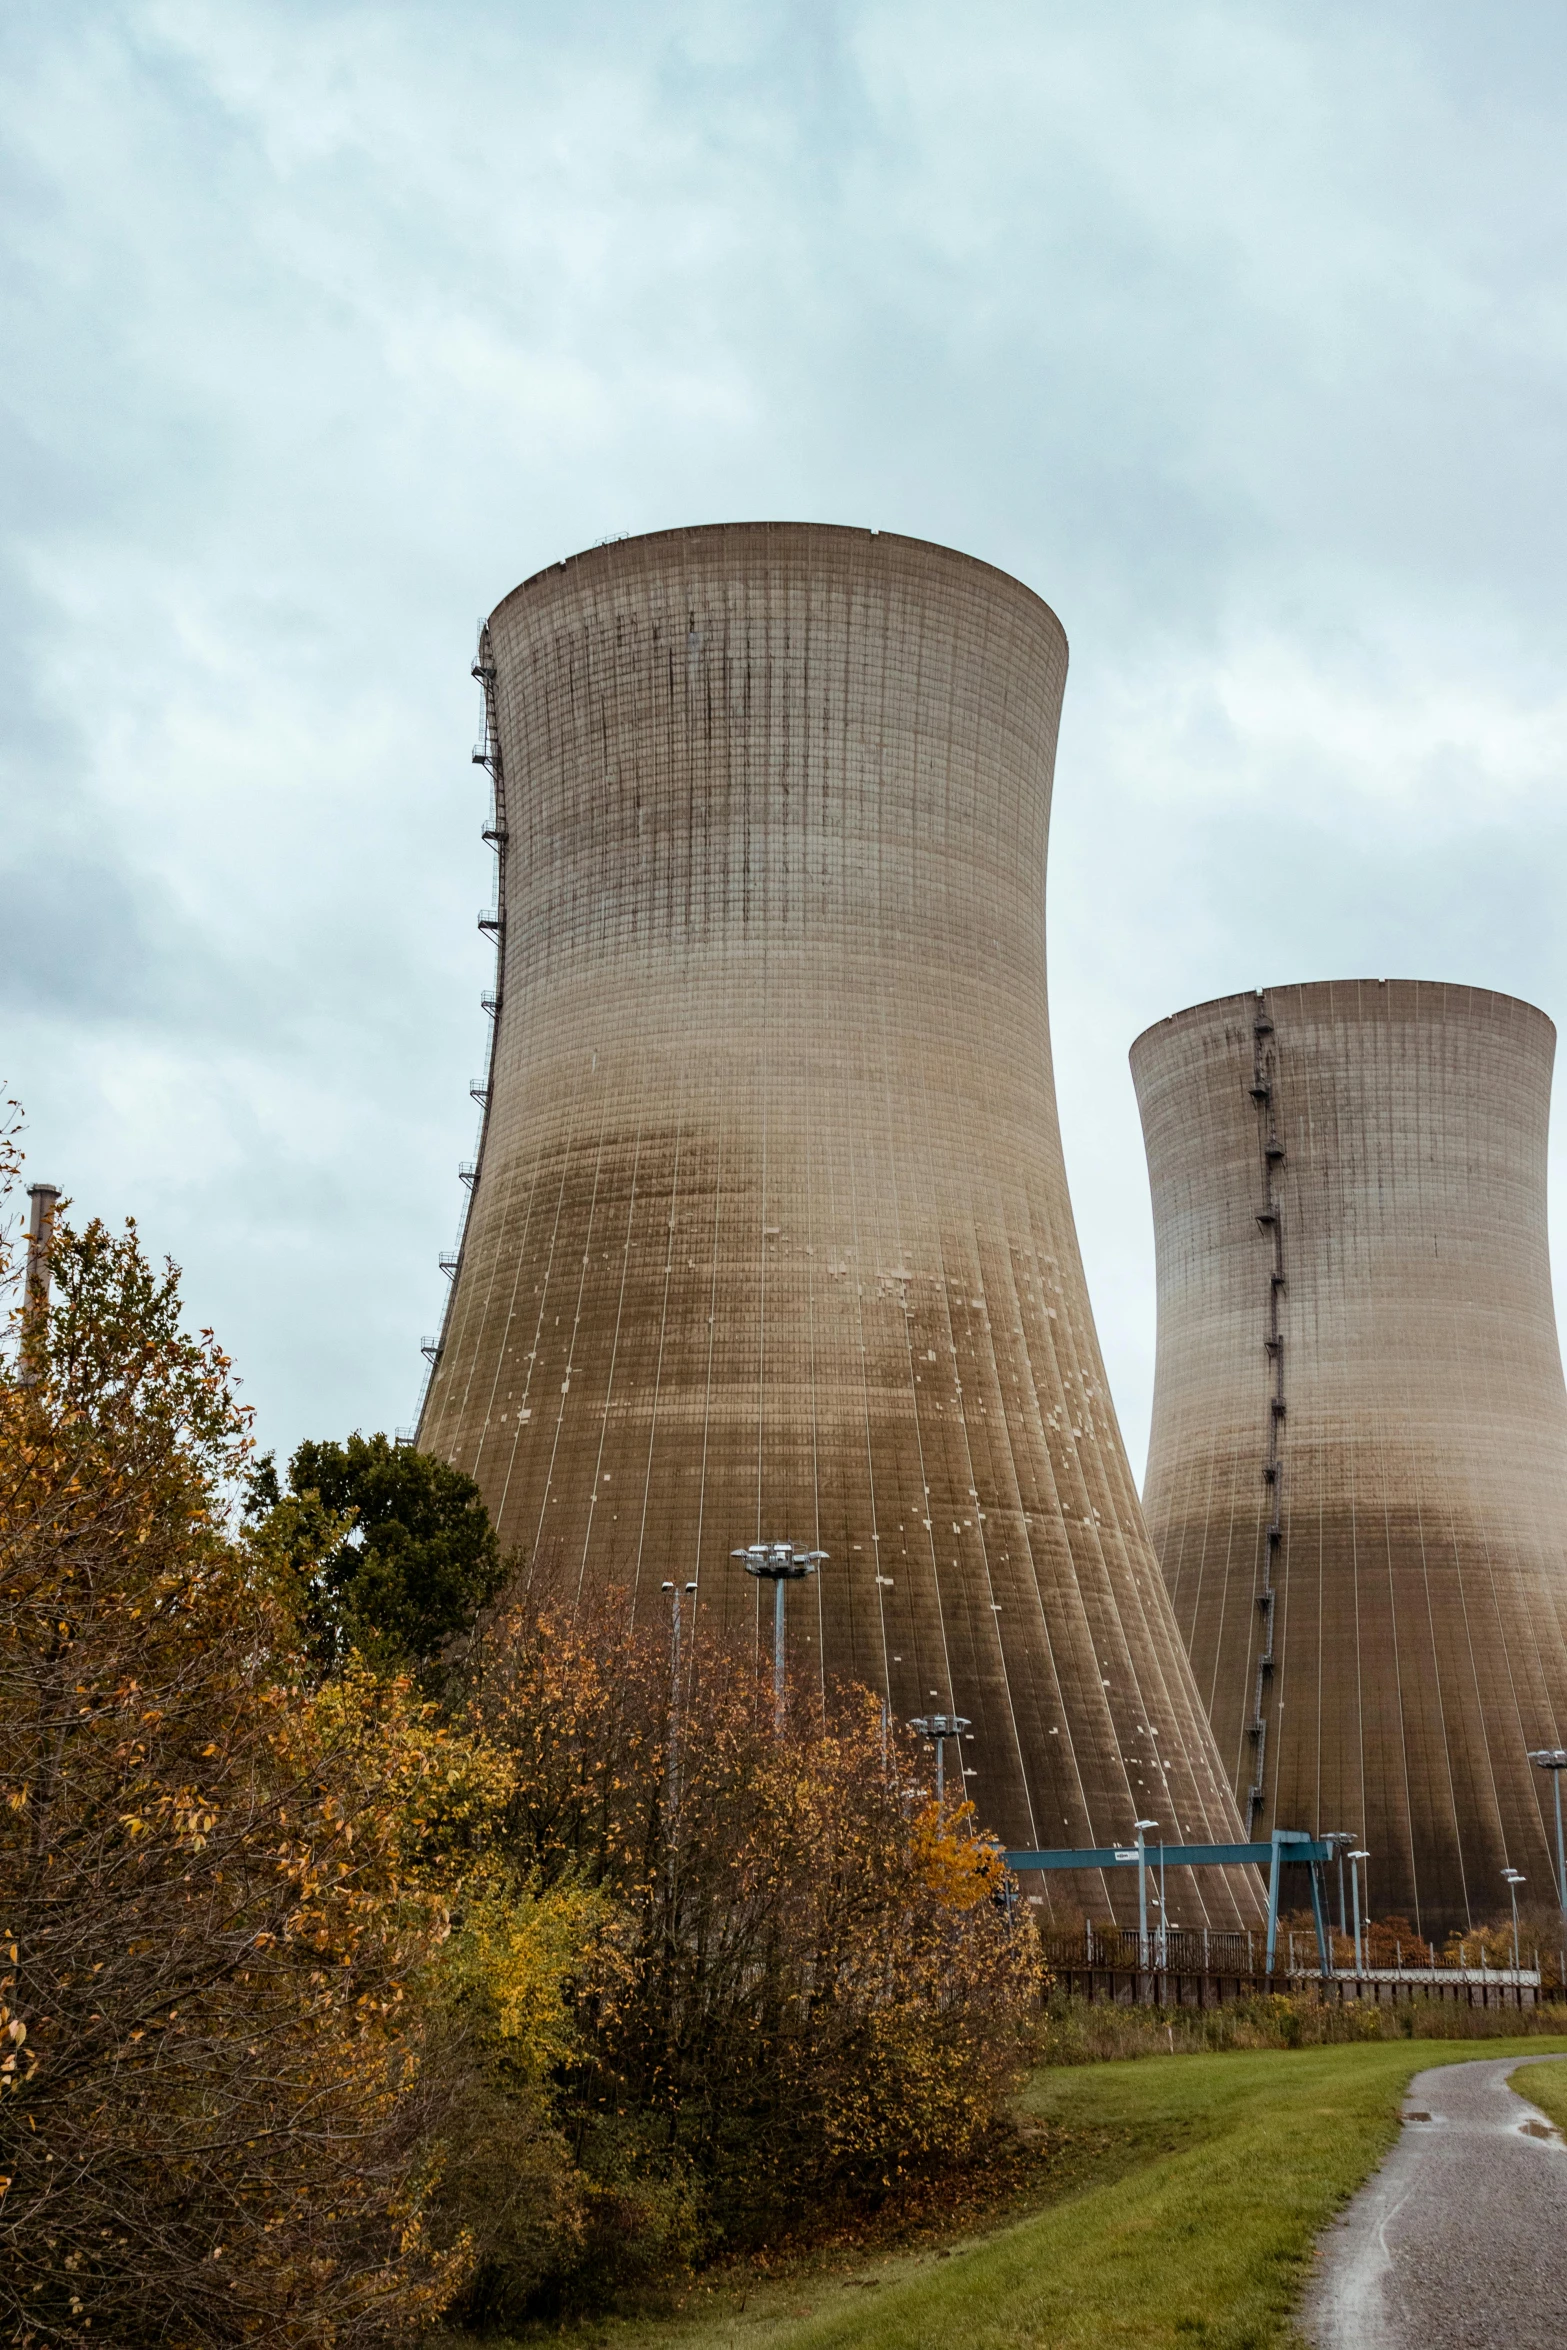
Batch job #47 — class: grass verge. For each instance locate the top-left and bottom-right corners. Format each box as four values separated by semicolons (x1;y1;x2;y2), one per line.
473;2035;1567;2350
1509;2051;1567;2128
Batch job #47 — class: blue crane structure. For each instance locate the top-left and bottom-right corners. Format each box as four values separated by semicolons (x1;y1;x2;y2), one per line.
1003;1830;1336;1974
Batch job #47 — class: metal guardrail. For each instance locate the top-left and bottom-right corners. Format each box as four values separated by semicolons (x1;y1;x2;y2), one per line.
1324;1965;1541;1988
1036;1928;1546;1984
1039;1926;1265;1973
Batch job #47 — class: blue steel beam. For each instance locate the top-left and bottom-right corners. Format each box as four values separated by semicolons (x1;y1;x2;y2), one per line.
1002;1831;1336;1975
1003;1838;1334;1869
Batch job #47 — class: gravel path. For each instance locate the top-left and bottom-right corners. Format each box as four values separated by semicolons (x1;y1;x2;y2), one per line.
1301;2053;1567;2350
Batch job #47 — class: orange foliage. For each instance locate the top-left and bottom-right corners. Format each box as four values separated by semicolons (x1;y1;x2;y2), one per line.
442;1588;1044;2303
910;1799;1006;1910
0;1164;480;2346
0;1117;1045;2336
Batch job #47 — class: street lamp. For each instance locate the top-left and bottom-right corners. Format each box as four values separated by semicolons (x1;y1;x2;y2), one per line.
1503;1868;1526;1976
1134;1820;1159;1972
1528;1750;1567;1924
1349;1850;1370;1975
659;1579;699;1804
659;1579;698;1706
732;1543;826;1724
1322;1832;1353;1943
1157;1841;1170;1967
908;1714;972;1810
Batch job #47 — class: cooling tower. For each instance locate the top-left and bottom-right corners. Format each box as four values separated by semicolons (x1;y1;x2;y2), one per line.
420;522;1257;1922
1132;980;1567;1936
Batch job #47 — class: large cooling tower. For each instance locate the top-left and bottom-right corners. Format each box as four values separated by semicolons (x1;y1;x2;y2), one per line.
1132;980;1567;1935
419;523;1256;1919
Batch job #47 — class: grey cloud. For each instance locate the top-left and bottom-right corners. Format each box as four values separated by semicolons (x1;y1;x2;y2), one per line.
2;0;1564;1473
0;848;162;1019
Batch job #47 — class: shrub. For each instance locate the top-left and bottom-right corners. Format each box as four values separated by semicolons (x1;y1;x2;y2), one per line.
1036;1986;1567;2063
437;1586;1044;2315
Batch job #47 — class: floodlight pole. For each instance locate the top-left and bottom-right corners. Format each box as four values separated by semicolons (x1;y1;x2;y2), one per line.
731;1543;825;1726
1504;1869;1525;1976
1323;1831;1352;1941
1134;1819;1159;1972
909;1714;972;1813
1158;1841;1169;1967
1349;1849;1370;1975
659;1578;699;1808
1528;1750;1567;1923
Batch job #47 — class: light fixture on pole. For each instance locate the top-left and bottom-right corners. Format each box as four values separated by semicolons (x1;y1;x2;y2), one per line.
1527;1750;1567;1924
1503;1868;1526;1976
1157;1837;1170;1968
1348;1849;1370;1974
1134;1820;1159;1972
1322;1832;1353;1942
732;1543;826;1725
659;1579;698;1707
909;1714;972;1810
660;1580;699;1805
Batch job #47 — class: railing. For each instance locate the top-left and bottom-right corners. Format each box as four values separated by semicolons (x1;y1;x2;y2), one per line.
1039;1925;1561;1985
1041;1927;1266;1974
410;627;507;1458
1333;1964;1541;1988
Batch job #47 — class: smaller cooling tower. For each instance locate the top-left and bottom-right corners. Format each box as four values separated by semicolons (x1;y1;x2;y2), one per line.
1132;980;1567;1937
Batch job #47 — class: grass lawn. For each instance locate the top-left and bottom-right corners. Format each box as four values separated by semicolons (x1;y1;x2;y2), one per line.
1510;2050;1567;2128
495;2033;1567;2350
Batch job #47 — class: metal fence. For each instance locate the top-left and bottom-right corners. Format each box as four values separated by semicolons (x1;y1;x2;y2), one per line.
1040;1925;1269;1975
1038;1923;1564;1983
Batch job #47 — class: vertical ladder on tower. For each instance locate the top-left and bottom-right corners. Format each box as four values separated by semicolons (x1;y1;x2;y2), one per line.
1247;994;1286;1820
413;626;513;1435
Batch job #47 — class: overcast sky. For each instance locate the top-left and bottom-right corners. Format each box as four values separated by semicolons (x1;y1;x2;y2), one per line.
5;0;1566;1482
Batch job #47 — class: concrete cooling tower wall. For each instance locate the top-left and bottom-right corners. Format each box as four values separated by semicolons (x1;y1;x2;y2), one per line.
419;521;1257;1924
1132;979;1567;1936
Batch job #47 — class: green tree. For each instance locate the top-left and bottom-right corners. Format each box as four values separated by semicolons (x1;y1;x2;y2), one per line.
250;1431;507;1678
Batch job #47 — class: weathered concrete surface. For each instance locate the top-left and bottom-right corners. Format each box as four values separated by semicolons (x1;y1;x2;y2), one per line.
419;524;1257;1919
1302;2055;1567;2350
1132;982;1567;1937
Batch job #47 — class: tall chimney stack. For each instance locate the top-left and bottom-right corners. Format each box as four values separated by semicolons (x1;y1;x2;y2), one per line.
21;1182;59;1383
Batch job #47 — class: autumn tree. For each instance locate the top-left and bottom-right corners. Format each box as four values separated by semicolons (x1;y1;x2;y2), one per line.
0;1122;1042;2340
0;1173;489;2346
437;1586;1044;2317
